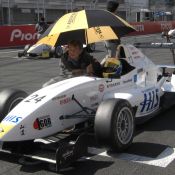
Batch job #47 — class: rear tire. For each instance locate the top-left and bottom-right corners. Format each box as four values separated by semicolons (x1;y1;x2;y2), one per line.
95;99;135;152
54;46;63;58
18;51;24;57
0;89;28;121
86;43;95;52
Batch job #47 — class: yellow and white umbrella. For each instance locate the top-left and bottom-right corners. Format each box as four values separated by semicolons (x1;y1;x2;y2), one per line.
37;9;135;46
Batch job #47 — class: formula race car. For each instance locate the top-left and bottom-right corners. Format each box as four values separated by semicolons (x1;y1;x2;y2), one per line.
18;43;64;59
18;43;96;59
1;44;175;171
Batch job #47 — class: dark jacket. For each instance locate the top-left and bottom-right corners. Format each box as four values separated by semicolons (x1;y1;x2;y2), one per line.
61;50;94;71
61;50;103;77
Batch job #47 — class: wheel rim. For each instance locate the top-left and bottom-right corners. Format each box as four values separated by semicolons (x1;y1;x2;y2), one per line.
116;107;133;144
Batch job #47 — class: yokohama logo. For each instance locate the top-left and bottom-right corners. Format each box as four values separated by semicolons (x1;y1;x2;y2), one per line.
10;29;38;42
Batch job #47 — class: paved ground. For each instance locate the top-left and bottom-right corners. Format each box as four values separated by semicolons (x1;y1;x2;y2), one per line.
1;34;175;175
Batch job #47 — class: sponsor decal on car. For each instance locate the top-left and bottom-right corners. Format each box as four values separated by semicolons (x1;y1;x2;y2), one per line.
98;84;105;92
52;94;66;101
24;94;46;103
33;115;52;130
133;75;137;82
20;125;25;136
52;95;72;105
140;88;159;114
3;115;22;124
60;97;72;105
123;78;132;84
107;82;120;88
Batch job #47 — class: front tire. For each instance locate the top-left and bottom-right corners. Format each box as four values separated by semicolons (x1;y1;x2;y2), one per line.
95;99;135;152
0;89;28;122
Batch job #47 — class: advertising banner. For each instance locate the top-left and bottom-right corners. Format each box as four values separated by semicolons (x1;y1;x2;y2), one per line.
0;25;38;48
0;21;175;48
130;21;175;36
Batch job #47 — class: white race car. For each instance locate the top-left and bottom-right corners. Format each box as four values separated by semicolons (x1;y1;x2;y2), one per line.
18;43;63;59
17;43;96;59
1;44;175;171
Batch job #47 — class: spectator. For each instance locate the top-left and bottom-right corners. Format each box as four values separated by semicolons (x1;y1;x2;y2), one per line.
105;0;120;58
35;17;49;38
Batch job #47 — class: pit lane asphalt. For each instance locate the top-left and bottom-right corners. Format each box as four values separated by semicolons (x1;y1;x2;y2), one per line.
1;34;175;175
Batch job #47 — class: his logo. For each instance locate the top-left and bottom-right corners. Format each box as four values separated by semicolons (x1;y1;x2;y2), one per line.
140;89;159;113
3;115;22;124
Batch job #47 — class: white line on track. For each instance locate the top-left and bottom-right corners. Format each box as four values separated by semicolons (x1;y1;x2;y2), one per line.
87;147;175;168
0;50;22;54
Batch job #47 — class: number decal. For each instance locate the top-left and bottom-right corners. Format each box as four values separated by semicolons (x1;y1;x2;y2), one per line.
33;116;52;130
140;89;159;114
24;94;46;103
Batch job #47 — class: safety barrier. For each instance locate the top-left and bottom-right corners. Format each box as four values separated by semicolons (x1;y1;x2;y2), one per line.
130;21;175;36
0;25;38;48
0;21;175;48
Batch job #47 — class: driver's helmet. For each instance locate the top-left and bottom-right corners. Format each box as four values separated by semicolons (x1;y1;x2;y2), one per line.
103;58;122;78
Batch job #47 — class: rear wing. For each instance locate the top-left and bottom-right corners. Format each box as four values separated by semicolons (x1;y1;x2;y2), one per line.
134;42;175;49
157;65;175;75
157;65;175;69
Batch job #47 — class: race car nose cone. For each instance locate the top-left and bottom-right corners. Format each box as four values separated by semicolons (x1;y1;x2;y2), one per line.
0;128;4;132
0;123;14;140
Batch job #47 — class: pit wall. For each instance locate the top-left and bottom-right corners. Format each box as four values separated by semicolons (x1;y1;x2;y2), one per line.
1;21;175;48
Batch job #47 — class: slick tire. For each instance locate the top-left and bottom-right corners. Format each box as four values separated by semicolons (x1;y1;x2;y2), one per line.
86;43;95;52
95;99;135;152
0;89;28;121
18;51;24;57
54;46;63;58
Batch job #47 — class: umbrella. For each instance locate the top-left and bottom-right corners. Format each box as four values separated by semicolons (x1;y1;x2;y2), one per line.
37;9;136;46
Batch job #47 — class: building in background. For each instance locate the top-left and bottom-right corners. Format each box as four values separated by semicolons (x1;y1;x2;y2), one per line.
0;0;174;25
149;0;175;21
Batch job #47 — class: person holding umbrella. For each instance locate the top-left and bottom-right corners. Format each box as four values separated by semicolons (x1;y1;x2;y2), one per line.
61;40;102;77
105;1;120;58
